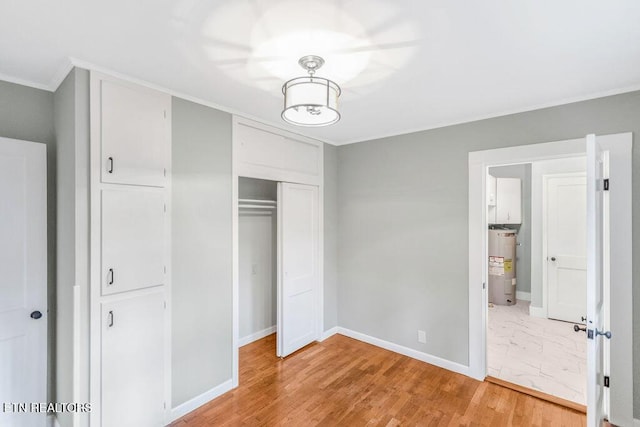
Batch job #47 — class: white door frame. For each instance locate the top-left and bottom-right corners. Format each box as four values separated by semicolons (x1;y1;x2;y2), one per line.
231;117;324;388
468;133;632;425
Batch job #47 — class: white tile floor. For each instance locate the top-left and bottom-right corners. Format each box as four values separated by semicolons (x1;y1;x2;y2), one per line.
487;300;587;404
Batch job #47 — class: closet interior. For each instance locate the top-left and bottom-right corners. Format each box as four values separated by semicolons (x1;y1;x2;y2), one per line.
238;177;278;349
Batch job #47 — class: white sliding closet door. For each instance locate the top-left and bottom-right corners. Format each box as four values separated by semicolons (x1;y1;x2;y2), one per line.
277;183;319;357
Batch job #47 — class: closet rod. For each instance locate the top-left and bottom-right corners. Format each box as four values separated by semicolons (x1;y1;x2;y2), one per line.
238;198;276;205
239;204;277;209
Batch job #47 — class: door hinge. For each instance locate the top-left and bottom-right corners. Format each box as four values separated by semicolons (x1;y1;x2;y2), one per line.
603;179;609;191
164;301;167;309
164;265;167;274
164;110;167;119
604;375;610;388
164;203;167;213
164;168;167;177
482;282;486;289
164;402;166;409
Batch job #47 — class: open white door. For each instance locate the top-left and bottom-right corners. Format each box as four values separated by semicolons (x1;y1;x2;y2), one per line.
0;138;47;427
277;183;319;357
586;134;610;427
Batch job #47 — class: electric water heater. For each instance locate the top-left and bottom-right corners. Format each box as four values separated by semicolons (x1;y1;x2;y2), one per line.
488;229;517;305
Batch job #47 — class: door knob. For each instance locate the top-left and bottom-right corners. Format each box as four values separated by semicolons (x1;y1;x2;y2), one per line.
30;311;42;320
550;257;556;261
573;324;586;333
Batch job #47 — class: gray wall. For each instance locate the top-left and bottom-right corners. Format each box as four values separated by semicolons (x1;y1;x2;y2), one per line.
489;164;532;294
337;90;640;416
172;97;233;407
0;80;56;403
323;143;339;330
53;68;90;427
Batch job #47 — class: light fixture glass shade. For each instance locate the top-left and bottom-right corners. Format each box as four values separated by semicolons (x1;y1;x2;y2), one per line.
281;76;341;127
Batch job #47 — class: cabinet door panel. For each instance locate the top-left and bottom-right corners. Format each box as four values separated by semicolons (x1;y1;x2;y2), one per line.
102;189;165;295
496;178;522;224
102;292;165;427
101;80;169;187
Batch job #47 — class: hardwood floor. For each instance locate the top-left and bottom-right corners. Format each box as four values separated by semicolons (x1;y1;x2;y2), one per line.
170;334;585;426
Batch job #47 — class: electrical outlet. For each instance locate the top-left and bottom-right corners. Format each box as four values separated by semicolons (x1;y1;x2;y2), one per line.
417;330;427;344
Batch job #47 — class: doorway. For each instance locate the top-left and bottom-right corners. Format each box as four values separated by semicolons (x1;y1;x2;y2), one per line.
468;133;633;426
485;161;588;407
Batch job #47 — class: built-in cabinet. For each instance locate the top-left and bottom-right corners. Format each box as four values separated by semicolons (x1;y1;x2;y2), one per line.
488;176;522;224
100;80;169;187
101;188;166;296
101;291;166;427
90;73;171;426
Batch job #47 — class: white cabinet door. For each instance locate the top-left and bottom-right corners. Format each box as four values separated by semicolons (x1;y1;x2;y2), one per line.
0;138;46;427
277;183;319;358
102;189;165;295
102;291;165;427
487;174;497;224
100;79;170;187
495;178;522;224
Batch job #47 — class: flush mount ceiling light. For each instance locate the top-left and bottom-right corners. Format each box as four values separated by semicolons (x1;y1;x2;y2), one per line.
281;55;341;127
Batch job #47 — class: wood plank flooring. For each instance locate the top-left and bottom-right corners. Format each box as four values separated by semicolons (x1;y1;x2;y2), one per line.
170;334;585;426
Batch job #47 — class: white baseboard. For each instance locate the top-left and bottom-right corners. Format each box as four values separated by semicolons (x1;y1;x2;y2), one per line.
529;305;546;318
515;291;531;301
320;326;339;341
238;325;276;347
171;379;233;421
336;327;469;377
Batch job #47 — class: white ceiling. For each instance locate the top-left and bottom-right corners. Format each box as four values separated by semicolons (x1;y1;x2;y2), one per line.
2;0;640;145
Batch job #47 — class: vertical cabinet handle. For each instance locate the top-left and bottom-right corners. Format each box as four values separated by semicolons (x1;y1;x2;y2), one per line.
108;311;114;328
107;157;114;173
107;268;114;285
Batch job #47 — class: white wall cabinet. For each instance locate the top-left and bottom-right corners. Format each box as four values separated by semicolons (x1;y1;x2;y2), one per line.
101;189;166;295
90;72;171;426
100;79;170;187
488;176;522;224
487;175;497;224
101;291;165;427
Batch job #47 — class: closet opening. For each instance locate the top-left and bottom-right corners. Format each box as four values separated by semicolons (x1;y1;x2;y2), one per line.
238;177;278;356
235;174;321;377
